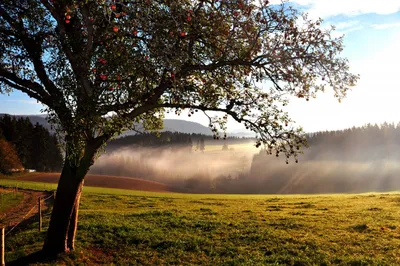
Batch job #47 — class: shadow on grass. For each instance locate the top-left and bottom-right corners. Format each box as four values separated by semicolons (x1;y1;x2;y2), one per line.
5;193;53;235
7;250;58;266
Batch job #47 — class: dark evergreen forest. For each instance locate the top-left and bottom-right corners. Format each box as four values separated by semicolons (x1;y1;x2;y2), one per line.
106;131;251;152
306;122;400;161
0;115;63;172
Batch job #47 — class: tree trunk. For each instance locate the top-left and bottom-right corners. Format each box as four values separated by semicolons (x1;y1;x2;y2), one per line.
42;159;86;255
67;179;83;251
41;135;107;256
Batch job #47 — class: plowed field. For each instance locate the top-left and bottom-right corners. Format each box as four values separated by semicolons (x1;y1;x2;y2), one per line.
18;173;176;193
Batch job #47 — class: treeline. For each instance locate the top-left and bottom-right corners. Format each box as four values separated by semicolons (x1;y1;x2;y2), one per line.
107;131;250;152
0;115;63;173
306;122;400;161
109;131;194;148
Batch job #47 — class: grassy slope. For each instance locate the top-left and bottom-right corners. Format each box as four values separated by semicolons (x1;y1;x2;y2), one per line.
4;187;400;266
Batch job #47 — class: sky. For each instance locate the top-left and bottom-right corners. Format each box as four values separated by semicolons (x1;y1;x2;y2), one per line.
1;0;399;133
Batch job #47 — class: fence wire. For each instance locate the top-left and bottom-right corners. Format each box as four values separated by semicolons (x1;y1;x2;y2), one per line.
1;189;55;236
5;205;38;236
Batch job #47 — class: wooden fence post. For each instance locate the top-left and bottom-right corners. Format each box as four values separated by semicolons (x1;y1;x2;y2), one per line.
1;227;5;266
38;197;42;232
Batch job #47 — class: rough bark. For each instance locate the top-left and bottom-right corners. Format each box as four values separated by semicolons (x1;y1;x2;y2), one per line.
42;135;107;256
67;179;84;251
42;158;86;255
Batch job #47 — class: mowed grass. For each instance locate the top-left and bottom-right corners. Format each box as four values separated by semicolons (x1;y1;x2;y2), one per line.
4;186;400;266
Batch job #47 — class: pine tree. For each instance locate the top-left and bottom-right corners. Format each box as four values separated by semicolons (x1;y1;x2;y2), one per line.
200;138;205;152
222;140;229;151
14;117;34;168
188;137;193;152
48;135;63;172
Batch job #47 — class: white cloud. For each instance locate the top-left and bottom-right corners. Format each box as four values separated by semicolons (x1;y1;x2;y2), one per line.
335;20;360;30
6;99;41;105
320;20;363;38
371;22;400;29
289;0;400;19
338;25;364;35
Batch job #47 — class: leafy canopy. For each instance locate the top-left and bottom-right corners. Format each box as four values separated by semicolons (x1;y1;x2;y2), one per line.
0;139;24;173
0;0;358;162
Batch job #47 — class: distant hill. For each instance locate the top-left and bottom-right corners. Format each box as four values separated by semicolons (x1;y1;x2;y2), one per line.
0;114;52;131
163;119;212;135
0;114;253;137
119;119;213;137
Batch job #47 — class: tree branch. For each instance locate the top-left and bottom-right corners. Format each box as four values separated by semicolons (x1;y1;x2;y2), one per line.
81;5;94;57
100;72;171;115
0;67;51;101
40;0;93;98
0;77;48;105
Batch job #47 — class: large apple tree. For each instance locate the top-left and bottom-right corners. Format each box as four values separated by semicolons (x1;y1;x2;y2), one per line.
0;0;358;256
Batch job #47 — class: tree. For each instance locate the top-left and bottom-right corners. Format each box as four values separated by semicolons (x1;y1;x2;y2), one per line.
47;134;64;172
14;117;34;168
196;139;200;151
188;136;193;152
200;137;205;152
0;0;358;256
0;139;24;174
222;140;229;151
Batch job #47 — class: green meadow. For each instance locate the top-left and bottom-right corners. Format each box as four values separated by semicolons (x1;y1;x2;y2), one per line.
2;179;400;265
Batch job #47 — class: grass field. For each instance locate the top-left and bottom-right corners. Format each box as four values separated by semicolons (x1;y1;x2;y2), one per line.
0;189;23;214
4;182;400;265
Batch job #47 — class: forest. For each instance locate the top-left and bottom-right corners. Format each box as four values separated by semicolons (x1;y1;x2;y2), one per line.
106;131;251;152
0;115;63;174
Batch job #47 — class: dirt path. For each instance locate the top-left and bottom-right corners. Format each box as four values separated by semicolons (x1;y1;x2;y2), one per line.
0;189;52;234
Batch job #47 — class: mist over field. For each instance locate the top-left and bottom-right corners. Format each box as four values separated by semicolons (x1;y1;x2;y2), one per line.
249;154;400;194
90;142;256;192
89;123;400;194
90;147;400;194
